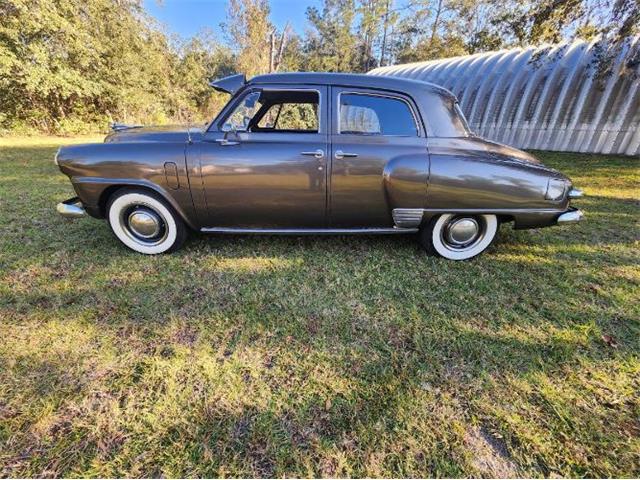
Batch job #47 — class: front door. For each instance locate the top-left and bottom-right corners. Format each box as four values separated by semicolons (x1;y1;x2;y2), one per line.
329;87;429;228
196;86;328;228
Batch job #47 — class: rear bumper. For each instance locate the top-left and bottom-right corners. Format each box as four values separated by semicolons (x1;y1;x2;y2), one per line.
556;208;585;225
56;197;86;218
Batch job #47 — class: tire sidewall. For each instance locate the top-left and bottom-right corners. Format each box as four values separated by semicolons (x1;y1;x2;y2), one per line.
429;214;498;260
108;190;180;254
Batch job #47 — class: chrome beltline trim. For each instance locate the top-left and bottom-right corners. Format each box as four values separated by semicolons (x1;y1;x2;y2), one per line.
200;227;418;235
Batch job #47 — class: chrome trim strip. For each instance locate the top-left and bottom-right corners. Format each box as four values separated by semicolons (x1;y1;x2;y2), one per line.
56;197;86;218
201;227;418;235
557;209;585;224
568;188;584;199
419;208;565;214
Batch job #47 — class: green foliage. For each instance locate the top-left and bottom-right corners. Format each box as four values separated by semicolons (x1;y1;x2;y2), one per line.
0;0;637;134
0;0;233;133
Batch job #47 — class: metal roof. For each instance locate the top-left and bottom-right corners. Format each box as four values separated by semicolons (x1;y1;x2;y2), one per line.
370;37;640;156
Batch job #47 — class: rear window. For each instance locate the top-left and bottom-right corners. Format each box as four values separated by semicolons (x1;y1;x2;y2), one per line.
339;93;418;136
426;95;472;137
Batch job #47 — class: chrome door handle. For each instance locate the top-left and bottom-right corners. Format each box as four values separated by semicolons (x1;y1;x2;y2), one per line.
334;150;358;159
215;138;239;146
301;149;324;159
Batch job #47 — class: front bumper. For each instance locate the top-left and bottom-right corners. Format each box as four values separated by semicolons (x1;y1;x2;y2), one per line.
56;197;86;218
556;208;585;225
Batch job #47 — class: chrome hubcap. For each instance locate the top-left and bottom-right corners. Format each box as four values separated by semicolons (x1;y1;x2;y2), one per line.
445;217;480;246
127;208;162;239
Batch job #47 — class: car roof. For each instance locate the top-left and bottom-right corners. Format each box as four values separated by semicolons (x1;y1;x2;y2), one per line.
248;72;455;99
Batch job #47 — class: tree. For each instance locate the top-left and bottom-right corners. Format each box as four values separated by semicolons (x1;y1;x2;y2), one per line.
223;0;274;77
304;0;359;71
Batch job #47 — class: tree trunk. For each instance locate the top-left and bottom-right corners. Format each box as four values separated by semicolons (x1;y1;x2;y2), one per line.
429;0;443;47
379;0;390;66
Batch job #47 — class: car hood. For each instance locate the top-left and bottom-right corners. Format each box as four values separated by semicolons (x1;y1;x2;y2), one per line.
104;125;205;143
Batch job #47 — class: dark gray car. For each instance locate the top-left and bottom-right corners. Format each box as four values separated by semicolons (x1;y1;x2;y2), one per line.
55;72;584;260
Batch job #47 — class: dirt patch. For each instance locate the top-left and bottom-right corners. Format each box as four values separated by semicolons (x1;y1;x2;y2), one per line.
465;425;519;478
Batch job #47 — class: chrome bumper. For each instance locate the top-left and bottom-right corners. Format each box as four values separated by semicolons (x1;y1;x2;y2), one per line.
56;197;86;218
557;208;585;225
568;188;584;199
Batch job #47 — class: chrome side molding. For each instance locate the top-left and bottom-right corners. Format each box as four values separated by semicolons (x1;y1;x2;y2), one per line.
201;227;418;235
557;209;585;224
57;197;86;218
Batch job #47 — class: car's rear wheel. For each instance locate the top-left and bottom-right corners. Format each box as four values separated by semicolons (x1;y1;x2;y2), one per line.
107;188;187;254
419;213;498;260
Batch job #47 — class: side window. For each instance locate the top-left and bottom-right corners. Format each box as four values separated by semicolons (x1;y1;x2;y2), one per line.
422;95;472;137
339;93;417;136
257;102;318;131
223;89;320;133
223;91;262;131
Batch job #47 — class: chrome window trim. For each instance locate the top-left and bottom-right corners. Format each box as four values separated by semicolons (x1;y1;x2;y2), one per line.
336;90;422;137
215;87;325;134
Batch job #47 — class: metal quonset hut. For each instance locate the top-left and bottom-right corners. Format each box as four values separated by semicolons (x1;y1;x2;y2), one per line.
369;37;640;156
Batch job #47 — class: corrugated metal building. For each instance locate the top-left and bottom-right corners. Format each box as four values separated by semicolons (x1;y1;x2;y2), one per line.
369;37;640;156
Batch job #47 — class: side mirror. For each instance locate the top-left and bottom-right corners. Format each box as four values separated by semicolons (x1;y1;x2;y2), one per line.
217;123;241;146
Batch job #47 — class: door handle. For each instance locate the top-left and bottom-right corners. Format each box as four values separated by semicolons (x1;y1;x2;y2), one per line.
301;149;325;159
215;138;239;146
334;150;358;159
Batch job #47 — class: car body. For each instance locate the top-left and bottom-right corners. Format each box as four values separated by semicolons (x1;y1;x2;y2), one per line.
55;72;584;259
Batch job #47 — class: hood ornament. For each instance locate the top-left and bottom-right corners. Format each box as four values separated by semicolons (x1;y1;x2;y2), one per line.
110;122;143;132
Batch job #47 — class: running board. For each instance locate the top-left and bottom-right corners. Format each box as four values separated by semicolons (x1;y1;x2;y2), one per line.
200;227;418;235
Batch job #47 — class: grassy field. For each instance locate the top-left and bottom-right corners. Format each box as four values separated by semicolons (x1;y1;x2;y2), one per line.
0;137;638;477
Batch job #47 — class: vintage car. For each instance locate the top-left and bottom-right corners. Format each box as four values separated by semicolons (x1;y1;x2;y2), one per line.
55;72;584;260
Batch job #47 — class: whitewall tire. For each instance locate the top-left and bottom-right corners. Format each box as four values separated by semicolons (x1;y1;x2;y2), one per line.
420;214;498;260
107;188;187;254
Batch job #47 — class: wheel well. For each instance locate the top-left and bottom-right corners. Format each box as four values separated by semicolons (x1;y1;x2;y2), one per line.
98;185;126;217
98;184;194;230
98;185;165;217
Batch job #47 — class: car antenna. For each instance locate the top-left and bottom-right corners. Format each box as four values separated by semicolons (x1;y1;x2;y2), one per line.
186;109;193;144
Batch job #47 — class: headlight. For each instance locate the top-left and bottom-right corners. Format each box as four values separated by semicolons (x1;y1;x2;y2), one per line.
546;178;569;200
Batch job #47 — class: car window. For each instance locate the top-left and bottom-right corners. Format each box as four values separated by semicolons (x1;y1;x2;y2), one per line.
223;91;263;131
223;90;320;133
339;93;417;136
423;95;472;137
257;102;318;131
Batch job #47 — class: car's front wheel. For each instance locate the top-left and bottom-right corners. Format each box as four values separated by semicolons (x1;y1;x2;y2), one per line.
419;213;498;260
107;188;187;254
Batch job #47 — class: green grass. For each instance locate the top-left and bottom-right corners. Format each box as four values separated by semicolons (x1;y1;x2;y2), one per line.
0;137;638;477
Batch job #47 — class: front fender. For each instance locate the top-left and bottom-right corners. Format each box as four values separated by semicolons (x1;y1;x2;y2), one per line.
70;177;198;229
56;142;200;228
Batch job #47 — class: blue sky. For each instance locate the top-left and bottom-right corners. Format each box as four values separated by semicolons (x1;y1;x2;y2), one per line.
143;0;323;40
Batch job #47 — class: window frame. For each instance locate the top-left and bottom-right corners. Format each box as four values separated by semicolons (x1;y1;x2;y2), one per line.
336;90;422;137
214;87;325;134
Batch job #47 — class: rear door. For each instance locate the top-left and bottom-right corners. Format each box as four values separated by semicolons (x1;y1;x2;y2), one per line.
329;87;429;227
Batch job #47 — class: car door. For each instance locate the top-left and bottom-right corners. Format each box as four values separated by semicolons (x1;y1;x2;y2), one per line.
329;87;429;228
194;86;329;228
